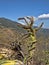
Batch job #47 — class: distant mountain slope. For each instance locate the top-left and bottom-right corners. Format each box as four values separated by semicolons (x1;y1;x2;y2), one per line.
0;17;26;33
0;17;49;46
0;17;17;28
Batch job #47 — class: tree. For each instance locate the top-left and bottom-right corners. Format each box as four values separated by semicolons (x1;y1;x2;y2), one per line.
18;16;44;65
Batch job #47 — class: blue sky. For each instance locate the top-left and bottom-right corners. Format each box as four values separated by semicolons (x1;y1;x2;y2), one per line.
0;0;49;28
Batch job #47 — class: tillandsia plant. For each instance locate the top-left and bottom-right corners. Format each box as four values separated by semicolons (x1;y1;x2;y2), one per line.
18;16;44;64
0;60;24;65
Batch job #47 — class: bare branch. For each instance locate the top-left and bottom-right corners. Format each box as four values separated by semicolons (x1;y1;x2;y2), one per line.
26;16;34;27
17;23;29;29
35;22;44;31
18;17;29;26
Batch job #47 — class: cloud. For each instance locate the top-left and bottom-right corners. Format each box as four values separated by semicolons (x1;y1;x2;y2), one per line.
38;14;49;19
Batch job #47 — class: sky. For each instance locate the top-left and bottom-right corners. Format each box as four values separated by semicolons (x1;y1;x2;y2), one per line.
0;0;49;28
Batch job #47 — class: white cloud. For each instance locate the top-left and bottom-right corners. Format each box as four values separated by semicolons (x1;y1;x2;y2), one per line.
38;14;49;19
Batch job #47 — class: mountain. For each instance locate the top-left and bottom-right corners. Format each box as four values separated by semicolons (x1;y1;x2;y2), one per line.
0;17;49;65
0;17;17;28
